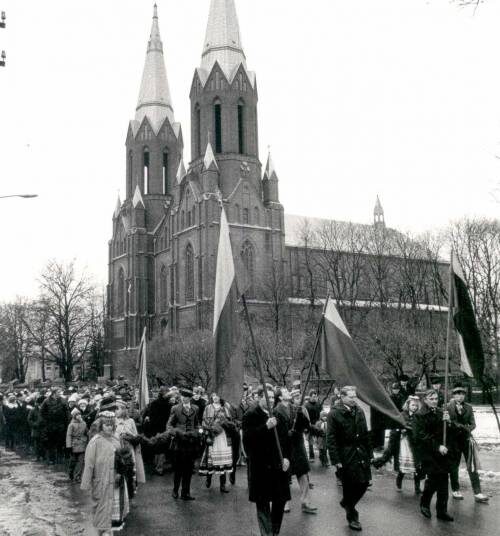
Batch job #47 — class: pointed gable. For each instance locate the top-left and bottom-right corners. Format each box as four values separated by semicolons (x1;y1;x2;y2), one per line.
132;184;145;208
203;141;219;171
176;158;187;185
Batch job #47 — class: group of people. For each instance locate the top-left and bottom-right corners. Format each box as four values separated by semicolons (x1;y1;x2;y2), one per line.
0;376;490;536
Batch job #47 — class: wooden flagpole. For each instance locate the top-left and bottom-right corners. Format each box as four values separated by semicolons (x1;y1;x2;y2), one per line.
443;251;454;445
241;293;283;464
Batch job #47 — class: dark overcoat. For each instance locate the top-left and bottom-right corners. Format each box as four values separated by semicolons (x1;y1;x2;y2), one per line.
414;404;454;475
326;404;372;483
166;403;200;454
242;403;291;504
446;400;475;445
274;402;310;478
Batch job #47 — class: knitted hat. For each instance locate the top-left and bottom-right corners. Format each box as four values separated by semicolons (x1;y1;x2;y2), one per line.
78;398;89;407
290;389;301;399
68;393;80;403
71;408;81;418
99;410;116;425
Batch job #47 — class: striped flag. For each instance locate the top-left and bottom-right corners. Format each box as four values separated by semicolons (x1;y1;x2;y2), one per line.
136;327;149;411
314;300;405;427
213;206;242;405
451;252;485;380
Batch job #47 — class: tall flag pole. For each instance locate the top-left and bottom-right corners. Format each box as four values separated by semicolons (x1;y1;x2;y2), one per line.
313;300;405;427
443;253;454;444
136;326;149;412
213;204;243;406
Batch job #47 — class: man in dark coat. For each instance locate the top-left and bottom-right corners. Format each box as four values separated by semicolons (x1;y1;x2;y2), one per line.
327;385;372;531
304;389;322;460
144;386;173;474
40;388;69;464
447;384;488;503
414;389;454;521
166;388;201;500
243;385;291;536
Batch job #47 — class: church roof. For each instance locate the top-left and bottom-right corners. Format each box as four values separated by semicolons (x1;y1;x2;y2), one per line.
374;195;384;215
176;158;187;184
135;4;176;134
198;0;255;87
263;151;277;180
132;184;145;208
114;195;122;218
203;140;219;171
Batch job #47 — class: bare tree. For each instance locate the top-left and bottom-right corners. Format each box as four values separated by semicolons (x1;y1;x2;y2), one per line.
0;299;35;383
260;261;289;333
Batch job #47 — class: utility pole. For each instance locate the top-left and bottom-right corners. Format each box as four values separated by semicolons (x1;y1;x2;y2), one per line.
0;11;6;67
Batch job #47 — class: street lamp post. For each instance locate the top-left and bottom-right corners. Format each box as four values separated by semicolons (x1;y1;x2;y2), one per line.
0;194;38;199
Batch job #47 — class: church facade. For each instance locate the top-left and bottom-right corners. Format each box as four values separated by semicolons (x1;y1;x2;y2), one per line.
106;1;446;374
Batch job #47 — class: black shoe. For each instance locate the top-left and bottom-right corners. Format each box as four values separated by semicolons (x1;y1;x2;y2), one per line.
437;513;454;522
181;494;196;501
396;472;404;490
348;520;362;531
229;472;235;485
220;485;230;493
205;475;212;488
420;506;432;519
172;491;179;499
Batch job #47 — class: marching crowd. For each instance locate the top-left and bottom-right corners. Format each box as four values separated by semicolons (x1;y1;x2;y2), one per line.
0;376;492;536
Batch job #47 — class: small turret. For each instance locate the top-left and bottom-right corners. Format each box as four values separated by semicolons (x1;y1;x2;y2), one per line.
201;137;219;193
374;195;385;228
262;150;279;204
132;185;146;228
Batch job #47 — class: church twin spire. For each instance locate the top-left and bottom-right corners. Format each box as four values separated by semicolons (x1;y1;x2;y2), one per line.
135;4;175;133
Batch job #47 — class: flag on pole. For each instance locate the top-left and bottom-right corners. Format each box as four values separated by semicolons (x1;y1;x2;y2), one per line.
136;327;149;412
451;252;485;380
314;300;405;427
213;206;242;405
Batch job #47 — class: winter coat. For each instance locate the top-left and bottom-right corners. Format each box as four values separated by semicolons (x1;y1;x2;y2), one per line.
274;402;310;478
304;400;322;425
166;403;200;454
3;403;21;429
41;396;69;435
242;403;291;504
414;404;454;475
326;404;372;483
81;433;120;531
27;406;44;439
145;396;173;436
446;400;475;445
66;419;88;453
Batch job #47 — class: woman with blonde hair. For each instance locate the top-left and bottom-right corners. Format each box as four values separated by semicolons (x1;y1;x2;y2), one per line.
199;393;234;493
81;411;130;535
373;395;424;493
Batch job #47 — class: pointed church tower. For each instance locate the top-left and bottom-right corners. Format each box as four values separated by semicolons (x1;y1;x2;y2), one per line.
126;3;183;215
262;150;279;204
374;195;385;228
190;0;259;195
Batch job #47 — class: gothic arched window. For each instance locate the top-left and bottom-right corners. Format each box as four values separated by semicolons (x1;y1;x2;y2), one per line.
117;268;125;316
214;98;222;154
243;207;249;224
162;149;168;195
194;104;201;158
234;204;241;222
160;265;168;312
241;241;255;297
185;244;195;302
143;147;150;195
128;150;133;193
238;99;245;154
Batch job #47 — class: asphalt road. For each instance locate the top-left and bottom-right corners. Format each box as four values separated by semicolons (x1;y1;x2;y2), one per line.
118;461;499;536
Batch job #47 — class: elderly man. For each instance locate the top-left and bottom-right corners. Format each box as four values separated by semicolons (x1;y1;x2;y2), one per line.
327;385;372;531
414;389;454;521
243;385;291;536
447;384;488;503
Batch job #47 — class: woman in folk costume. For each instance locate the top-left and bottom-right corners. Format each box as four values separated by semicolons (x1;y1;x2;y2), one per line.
373;395;424;493
81;411;131;535
199;393;234;493
115;404;146;502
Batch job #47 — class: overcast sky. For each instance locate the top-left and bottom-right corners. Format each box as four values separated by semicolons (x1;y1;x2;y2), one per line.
0;0;499;301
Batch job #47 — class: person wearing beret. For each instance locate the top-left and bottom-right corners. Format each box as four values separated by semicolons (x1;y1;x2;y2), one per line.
166;388;201;500
447;384;488;503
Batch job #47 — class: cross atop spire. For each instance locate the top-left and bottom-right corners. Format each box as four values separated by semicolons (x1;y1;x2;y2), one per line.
263;150;277;180
201;0;247;81
135;4;175;133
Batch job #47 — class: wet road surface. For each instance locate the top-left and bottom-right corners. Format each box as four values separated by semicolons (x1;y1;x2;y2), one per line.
1;446;499;536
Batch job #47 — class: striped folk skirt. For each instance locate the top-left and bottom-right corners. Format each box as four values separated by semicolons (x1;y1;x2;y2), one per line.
199;430;233;476
398;435;416;474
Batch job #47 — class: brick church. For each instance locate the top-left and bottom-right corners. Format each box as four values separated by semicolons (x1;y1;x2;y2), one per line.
106;1;444;373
